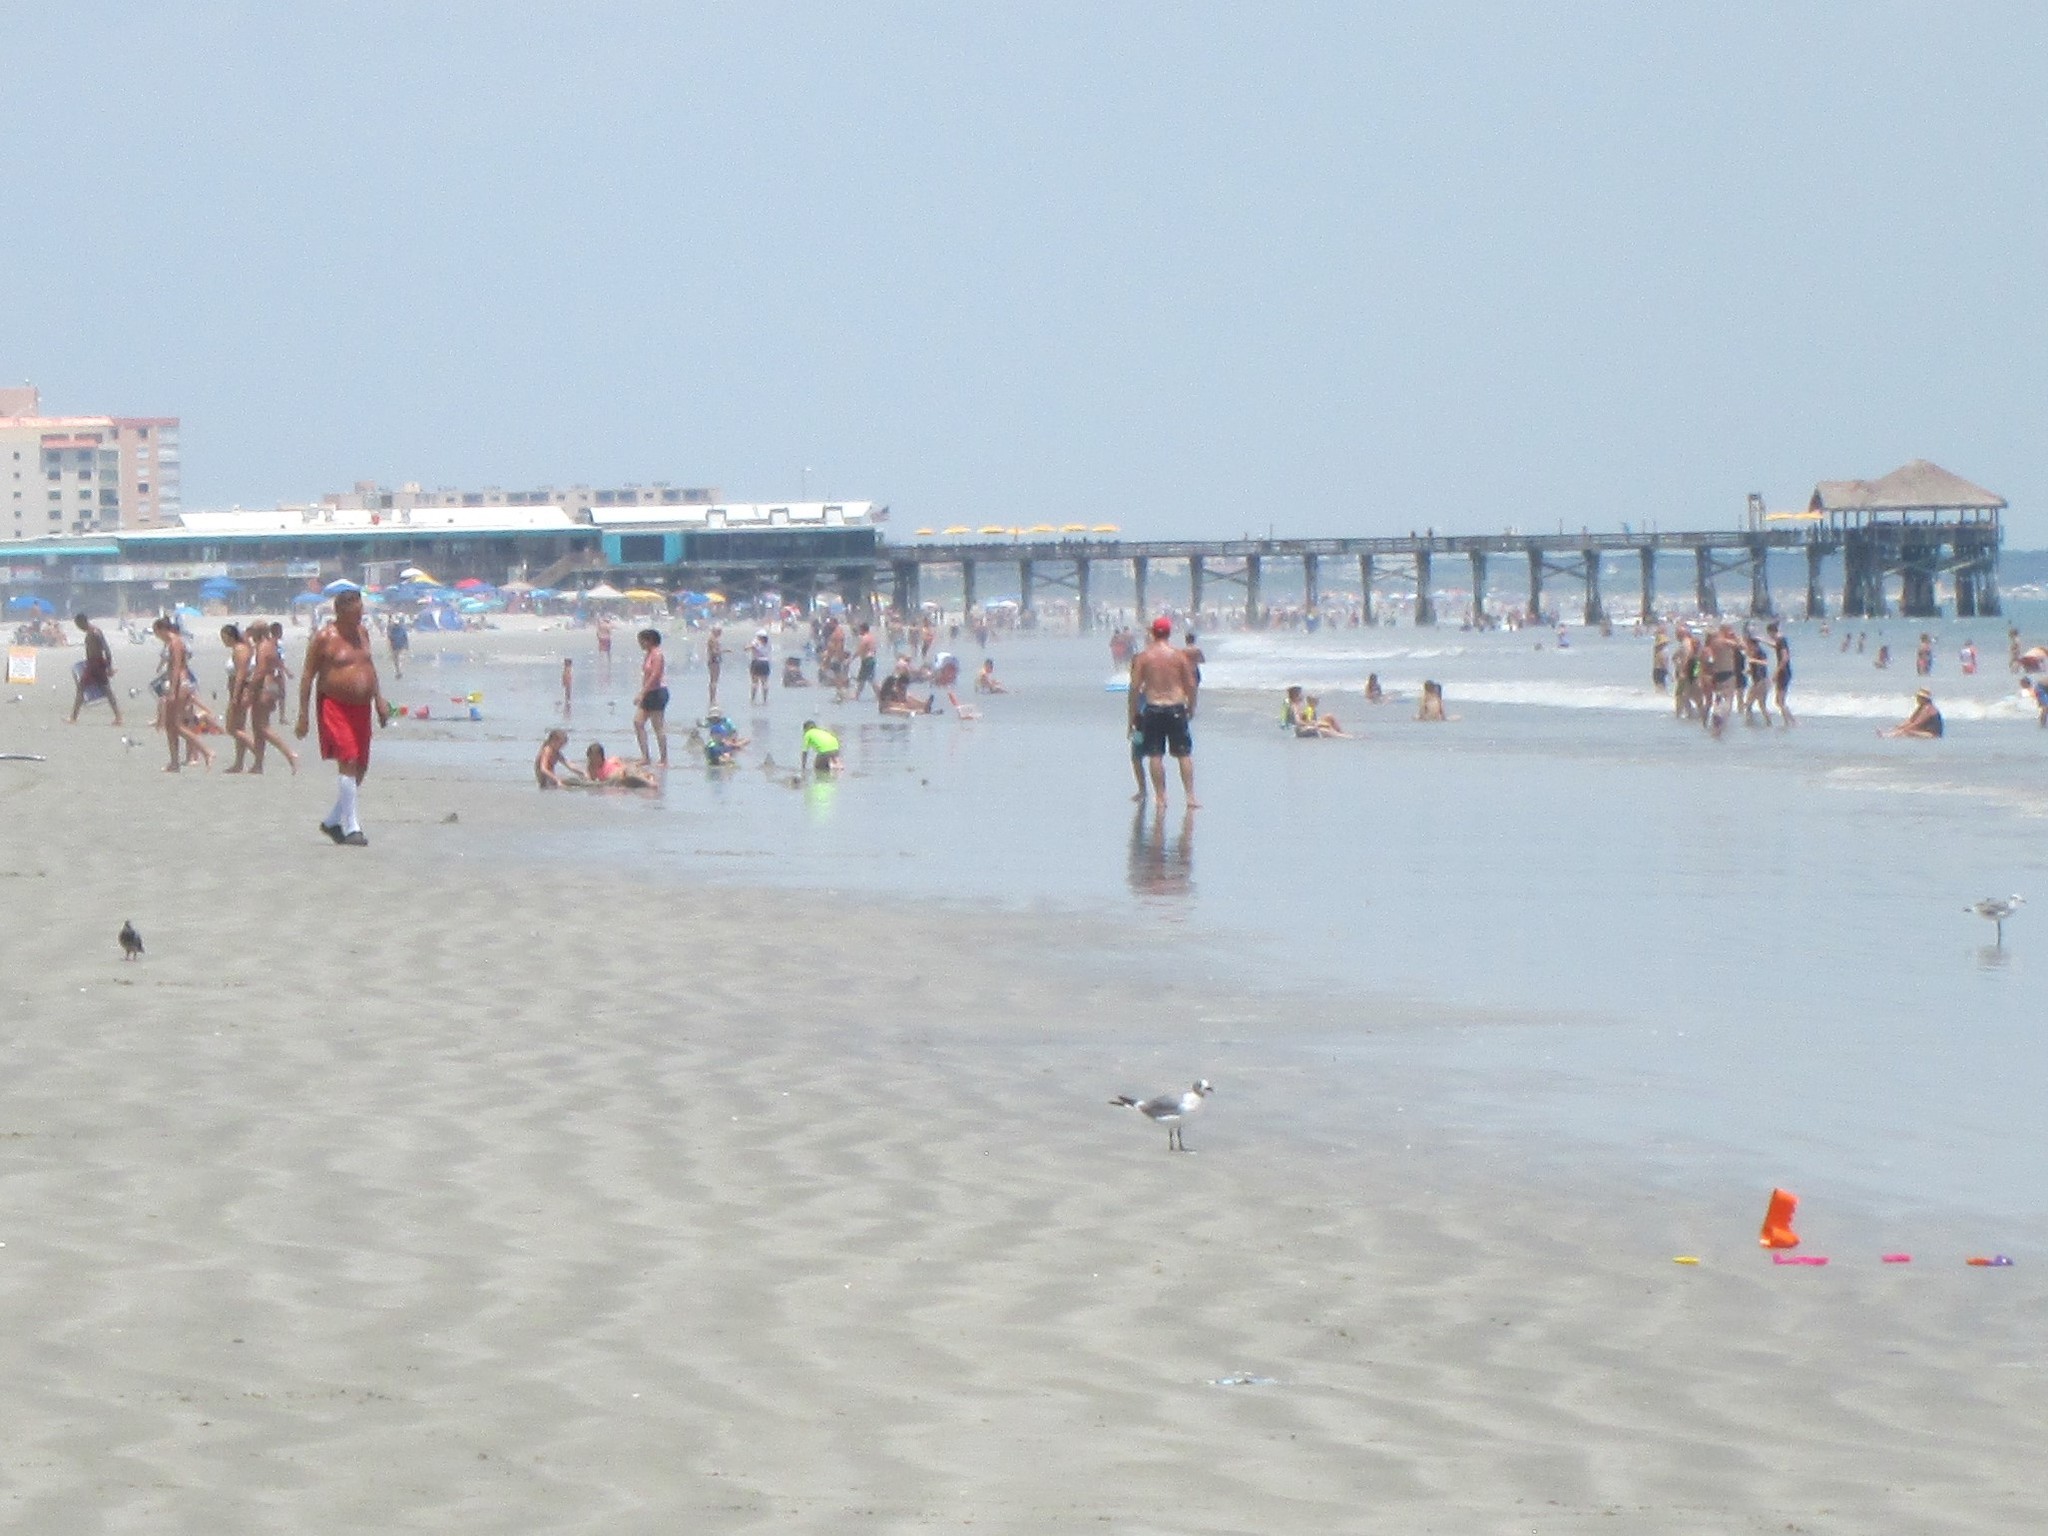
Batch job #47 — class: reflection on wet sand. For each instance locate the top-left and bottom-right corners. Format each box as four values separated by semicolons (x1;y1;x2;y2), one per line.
1127;806;1195;903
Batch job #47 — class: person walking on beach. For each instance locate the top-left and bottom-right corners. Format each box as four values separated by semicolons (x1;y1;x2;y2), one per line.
248;621;298;773
705;625;724;707
633;628;669;767
1769;621;1794;727
152;616;212;771
67;613;121;725
386;614;408;679
595;613;614;674
853;623;878;699
748;629;773;705
1128;616;1200;809
295;587;388;845
221;624;259;771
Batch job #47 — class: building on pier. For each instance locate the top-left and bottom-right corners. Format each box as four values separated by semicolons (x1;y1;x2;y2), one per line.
1810;460;2005;618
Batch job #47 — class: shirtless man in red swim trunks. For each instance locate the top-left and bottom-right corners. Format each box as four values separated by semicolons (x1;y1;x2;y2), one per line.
294;587;390;846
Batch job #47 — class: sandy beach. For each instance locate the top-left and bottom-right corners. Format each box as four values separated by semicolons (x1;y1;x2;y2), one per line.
0;658;2042;1534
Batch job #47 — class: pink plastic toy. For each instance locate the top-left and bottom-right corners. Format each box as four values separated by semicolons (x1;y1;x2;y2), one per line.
1881;1254;1911;1264
1772;1254;1829;1266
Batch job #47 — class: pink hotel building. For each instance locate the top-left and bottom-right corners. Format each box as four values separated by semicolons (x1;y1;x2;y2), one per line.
0;384;179;539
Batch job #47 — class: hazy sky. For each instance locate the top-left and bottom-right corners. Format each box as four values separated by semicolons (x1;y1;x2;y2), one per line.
5;4;2045;540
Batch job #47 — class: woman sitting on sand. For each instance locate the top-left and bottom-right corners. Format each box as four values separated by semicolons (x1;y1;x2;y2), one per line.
1883;688;1943;739
974;658;1007;694
1364;673;1384;704
582;741;658;788
781;655;810;687
1282;685;1307;729
535;728;584;788
1300;695;1349;737
1416;680;1449;722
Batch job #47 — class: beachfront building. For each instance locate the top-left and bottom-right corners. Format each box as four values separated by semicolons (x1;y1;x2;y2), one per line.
323;479;724;516
0;497;888;614
0;384;180;539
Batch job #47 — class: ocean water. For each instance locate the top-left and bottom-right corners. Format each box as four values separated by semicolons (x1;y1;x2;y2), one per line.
373;606;2048;1238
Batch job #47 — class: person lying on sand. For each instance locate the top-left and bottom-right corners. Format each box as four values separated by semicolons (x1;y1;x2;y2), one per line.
582;741;658;787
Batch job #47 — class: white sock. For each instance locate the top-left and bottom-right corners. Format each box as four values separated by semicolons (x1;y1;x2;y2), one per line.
326;781;348;828
337;775;360;834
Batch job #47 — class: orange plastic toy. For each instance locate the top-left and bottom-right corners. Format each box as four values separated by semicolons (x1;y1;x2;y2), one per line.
1759;1188;1799;1249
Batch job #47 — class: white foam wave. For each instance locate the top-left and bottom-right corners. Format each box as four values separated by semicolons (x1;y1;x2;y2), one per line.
1200;670;2044;724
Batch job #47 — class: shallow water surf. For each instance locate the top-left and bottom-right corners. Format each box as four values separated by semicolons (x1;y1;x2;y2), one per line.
378;607;2048;1238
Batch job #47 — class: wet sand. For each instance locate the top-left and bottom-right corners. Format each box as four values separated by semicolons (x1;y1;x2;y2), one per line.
0;669;2041;1532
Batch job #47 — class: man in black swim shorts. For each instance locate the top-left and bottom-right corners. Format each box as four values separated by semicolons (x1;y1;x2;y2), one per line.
1127;616;1201;809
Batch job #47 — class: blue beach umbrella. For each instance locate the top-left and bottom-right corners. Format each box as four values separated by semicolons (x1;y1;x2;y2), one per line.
6;594;54;613
323;579;362;595
291;592;325;606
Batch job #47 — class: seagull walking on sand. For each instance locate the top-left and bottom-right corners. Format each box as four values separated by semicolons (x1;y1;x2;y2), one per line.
1968;895;2024;946
118;921;144;961
1111;1080;1213;1152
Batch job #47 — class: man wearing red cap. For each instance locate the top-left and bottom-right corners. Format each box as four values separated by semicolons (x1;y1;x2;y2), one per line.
1128;616;1200;808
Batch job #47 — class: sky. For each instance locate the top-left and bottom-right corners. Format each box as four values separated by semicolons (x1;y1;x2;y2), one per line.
4;3;2046;541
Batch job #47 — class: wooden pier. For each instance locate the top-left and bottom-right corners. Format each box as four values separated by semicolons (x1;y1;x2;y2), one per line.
849;461;2005;629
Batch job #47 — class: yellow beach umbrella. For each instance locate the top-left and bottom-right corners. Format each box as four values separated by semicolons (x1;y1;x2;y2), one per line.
705;591;726;604
623;588;667;602
1028;523;1057;534
979;524;1008;536
1092;523;1120;534
943;524;972;535
1061;523;1088;533
914;527;936;536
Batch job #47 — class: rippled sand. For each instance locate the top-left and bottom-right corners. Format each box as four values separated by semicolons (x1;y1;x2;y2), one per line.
0;672;2040;1532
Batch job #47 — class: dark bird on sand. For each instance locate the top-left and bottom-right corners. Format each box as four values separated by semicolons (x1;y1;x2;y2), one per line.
118;921;144;961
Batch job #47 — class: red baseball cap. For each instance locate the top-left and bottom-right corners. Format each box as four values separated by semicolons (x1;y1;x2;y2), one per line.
1150;617;1173;637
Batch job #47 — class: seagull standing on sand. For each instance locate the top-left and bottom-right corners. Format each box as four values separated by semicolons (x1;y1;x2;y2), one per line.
1111;1080;1213;1152
118;921;144;961
1968;895;2024;946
